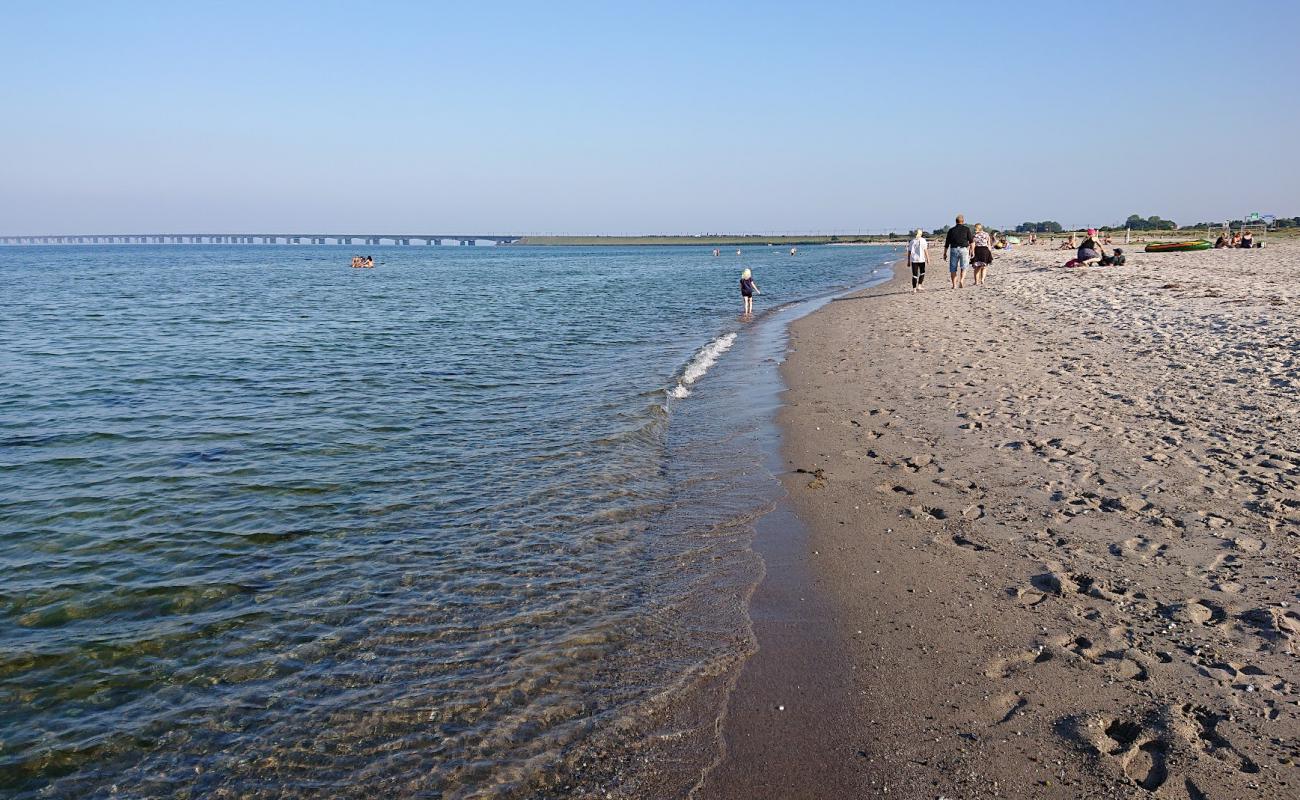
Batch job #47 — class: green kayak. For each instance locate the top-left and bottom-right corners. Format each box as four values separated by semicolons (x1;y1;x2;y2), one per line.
1144;240;1212;253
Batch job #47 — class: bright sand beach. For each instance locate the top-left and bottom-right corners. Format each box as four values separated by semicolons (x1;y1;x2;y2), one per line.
706;239;1300;798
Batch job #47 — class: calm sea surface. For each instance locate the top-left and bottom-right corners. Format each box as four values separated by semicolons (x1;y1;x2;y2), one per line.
0;244;895;798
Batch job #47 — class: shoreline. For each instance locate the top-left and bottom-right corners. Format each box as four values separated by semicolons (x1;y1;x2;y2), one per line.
695;262;902;799
707;241;1300;797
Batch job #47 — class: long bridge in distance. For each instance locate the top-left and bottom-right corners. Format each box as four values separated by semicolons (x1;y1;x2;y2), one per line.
0;233;521;246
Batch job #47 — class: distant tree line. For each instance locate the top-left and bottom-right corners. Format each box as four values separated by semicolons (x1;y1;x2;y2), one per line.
917;213;1298;238
1103;214;1177;231
1014;221;1063;233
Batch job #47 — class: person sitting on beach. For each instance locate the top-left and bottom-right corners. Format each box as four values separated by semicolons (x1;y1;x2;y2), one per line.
1058;233;1077;250
1231;232;1242;247
1214;235;1229;248
1240;231;1255;249
943;214;973;289
1077;229;1104;266
971;224;993;286
907;229;928;293
740;268;760;314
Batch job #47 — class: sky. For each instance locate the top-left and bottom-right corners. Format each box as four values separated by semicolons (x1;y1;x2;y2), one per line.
4;0;1297;235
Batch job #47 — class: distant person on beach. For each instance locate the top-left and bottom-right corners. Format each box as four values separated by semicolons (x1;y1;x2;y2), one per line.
1077;230;1104;266
1240;231;1255;248
971;224;993;286
740;268;760;314
943;214;973;289
1215;235;1229;248
1059;233;1077;250
1231;232;1243;247
908;229;928;293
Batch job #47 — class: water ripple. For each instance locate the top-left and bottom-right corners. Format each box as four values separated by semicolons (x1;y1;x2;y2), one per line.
0;243;892;797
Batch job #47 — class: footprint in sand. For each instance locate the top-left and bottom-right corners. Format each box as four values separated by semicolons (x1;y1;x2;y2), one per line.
875;483;914;496
904;505;947;521
1063;715;1170;792
1109;536;1166;560
949;531;990;551
1239;606;1299;648
983;644;1053;679
1179;703;1261;775
1162;599;1228;627
989;692;1030;725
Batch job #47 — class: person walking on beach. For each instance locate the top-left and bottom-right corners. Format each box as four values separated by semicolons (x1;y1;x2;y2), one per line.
943;214;973;289
908;229;928;292
971;223;993;286
740;268;759;314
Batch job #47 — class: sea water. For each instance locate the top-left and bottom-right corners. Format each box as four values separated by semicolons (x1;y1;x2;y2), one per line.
0;244;895;798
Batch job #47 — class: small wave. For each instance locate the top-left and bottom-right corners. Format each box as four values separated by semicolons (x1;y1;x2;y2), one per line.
669;333;736;399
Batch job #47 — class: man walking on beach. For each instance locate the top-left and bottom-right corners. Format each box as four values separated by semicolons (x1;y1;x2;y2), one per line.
943;214;974;289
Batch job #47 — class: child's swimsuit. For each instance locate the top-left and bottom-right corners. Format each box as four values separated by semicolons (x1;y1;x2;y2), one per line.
740;277;755;297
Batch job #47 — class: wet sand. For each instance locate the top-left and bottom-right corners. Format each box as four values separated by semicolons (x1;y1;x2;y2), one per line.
706;239;1300;798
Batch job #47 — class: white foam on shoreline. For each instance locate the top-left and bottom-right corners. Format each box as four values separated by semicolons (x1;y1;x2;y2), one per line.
669;332;736;399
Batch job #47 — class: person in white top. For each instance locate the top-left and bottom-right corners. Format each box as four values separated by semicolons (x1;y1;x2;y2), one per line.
907;229;928;293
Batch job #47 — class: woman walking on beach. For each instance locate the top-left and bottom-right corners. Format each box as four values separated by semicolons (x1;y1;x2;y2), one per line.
908;229;928;292
740;268;759;314
971;224;993;285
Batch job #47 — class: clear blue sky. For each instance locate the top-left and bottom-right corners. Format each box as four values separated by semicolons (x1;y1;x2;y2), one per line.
4;1;1296;234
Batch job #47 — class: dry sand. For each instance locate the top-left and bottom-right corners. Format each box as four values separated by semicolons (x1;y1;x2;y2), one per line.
709;239;1299;799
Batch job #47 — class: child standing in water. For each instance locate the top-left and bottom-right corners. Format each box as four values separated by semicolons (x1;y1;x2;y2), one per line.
740;268;759;314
